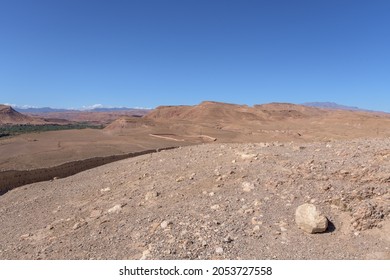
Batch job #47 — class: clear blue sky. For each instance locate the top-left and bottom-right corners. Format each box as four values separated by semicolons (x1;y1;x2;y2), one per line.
1;0;389;110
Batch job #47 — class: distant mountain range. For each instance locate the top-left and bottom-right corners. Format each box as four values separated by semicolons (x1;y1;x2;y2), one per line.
8;102;383;114
302;102;374;112
14;107;149;113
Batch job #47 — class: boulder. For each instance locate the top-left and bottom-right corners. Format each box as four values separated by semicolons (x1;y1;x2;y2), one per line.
295;203;328;233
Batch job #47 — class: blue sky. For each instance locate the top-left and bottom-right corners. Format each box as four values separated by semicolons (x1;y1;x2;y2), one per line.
1;0;389;111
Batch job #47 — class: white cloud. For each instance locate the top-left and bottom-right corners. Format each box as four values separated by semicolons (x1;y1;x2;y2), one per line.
80;104;104;110
4;103;39;109
134;106;152;110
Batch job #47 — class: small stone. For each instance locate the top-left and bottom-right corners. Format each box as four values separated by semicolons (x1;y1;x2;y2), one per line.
100;187;111;193
211;204;220;210
72;223;81;230
160;220;171;229
140;249;151;260
242;181;255;192
46;225;54;230
223;235;234;243
295;203;328;234
280;226;288;232
145;191;159;201
239;153;257;160
251;217;263;225
252;225;261;232
176;176;185;182
215;247;224;254
20;233;32;239
107;204;122;214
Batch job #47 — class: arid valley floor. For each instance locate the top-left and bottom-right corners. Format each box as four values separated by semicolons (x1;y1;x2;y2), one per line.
0;102;389;259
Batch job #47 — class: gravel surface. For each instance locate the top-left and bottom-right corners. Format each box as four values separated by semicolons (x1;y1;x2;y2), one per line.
0;138;389;260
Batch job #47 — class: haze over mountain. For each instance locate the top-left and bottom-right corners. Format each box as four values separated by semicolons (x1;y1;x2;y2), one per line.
0;105;151;125
302;102;378;112
8;101;382;115
14;106;150;114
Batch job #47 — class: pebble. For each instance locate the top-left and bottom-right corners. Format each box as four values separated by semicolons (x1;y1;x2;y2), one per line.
242;181;255;192
72;223;81;230
107;204;122;214
176;176;185;182
215;247;224;254
145;191;159;201
160;220;171;229
211;204;220;210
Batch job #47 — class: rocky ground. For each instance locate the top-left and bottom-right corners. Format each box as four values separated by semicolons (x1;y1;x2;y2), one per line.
0;138;389;259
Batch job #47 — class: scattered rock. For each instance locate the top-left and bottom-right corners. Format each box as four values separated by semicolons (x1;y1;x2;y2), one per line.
215;247;224;254
2;137;390;260
295;203;328;234
238;153;257;160
46;225;54;230
211;204;220;210
140;249;151;260
242;181;255;192
107;204;123;214
20;233;32;239
160;220;171;229
223;235;234;243
176;176;185;182
145;191;159;201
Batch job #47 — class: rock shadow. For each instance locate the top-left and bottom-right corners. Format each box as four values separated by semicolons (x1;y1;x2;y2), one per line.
324;220;336;233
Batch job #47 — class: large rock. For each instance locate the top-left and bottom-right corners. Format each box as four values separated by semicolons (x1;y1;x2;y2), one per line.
295;203;328;233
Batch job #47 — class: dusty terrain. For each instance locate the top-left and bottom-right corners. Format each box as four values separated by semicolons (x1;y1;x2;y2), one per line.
0;101;389;260
0;138;389;259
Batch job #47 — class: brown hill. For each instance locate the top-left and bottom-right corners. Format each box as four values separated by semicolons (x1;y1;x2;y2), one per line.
145;101;260;123
143;101;390;142
145;101;329;124
0;105;38;125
